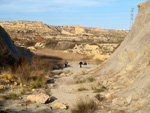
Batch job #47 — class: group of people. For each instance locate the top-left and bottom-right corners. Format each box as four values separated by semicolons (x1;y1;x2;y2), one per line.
63;61;87;68
79;61;87;68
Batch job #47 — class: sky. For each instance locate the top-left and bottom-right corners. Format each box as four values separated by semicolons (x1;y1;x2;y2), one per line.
0;0;147;30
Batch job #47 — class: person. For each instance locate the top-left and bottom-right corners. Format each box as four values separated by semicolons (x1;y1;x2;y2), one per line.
84;61;87;68
84;62;87;65
64;61;68;67
79;62;83;68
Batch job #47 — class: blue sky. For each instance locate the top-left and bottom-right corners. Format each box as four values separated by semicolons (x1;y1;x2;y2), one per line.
0;0;147;30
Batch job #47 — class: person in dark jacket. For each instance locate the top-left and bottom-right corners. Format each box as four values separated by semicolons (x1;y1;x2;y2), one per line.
64;61;68;67
79;62;83;68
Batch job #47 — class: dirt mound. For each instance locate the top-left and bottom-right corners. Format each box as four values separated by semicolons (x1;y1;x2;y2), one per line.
93;0;150;112
0;26;32;66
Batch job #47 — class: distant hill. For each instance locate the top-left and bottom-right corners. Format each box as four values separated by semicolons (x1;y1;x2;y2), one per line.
0;21;128;40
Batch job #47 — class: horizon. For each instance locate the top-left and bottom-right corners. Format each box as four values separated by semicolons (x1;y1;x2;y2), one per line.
0;0;147;30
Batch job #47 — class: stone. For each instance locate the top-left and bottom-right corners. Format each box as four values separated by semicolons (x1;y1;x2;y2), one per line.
105;92;114;100
52;102;67;110
113;86;119;90
32;89;36;92
60;73;66;77
27;93;50;104
14;82;18;86
0;85;5;90
126;96;132;104
135;102;141;107
27;46;36;51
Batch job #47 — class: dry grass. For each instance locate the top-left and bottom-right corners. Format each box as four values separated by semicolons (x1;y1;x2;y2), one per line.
13;57;52;88
0;56;53;89
0;93;18;100
20;88;30;95
34;48;90;61
71;99;98;113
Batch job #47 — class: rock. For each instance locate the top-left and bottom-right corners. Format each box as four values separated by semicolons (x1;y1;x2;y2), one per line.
105;92;114;100
60;73;66;77
27;46;36;51
0;85;5;90
27;93;50;104
14;82;18;86
126;96;132;104
52;102;67;110
32;89;36;92
135;102;141;107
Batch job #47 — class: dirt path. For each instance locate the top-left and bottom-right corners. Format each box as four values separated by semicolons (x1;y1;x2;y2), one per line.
50;61;98;111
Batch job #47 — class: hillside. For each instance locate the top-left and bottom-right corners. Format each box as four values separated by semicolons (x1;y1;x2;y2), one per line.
0;21;127;41
0;26;32;66
91;0;150;112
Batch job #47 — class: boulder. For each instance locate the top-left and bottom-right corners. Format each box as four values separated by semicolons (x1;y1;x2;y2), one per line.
27;93;50;104
51;102;67;109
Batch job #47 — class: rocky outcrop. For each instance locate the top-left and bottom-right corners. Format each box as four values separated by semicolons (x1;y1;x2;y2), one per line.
27;93;50;104
0;26;32;66
68;43;118;60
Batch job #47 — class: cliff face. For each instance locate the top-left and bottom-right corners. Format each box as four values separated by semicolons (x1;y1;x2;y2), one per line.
0;26;32;66
94;0;150;112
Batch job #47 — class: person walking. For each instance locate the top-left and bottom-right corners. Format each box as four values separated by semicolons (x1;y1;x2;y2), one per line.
64;61;68;67
79;62;83;68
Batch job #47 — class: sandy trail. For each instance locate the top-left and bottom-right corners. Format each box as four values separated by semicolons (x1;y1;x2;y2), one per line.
50;61;98;109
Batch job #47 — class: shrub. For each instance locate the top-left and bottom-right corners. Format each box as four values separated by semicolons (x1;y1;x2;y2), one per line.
25;41;36;47
0;93;18;100
95;94;104;102
87;77;95;82
95;59;103;65
93;85;107;93
20;88;30;95
30;74;46;89
78;87;87;91
93;88;104;93
45;39;58;48
71;99;98;113
76;79;86;84
12;56;51;88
